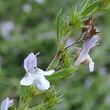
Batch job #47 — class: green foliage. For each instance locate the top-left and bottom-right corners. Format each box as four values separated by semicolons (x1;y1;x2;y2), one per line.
19;86;31;106
106;0;110;3
81;1;101;17
28;87;63;110
0;0;110;110
56;9;70;50
43;87;63;108
62;73;110;110
19;86;34;110
81;0;92;11
8;106;16;110
69;7;83;29
56;9;62;48
47;67;77;79
81;0;110;17
97;0;110;11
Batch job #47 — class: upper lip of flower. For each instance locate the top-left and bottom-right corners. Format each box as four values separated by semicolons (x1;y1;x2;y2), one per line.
24;52;37;74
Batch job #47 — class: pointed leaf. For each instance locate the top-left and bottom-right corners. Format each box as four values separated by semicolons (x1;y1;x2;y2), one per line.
82;1;100;17
81;0;92;11
56;9;62;45
47;67;77;79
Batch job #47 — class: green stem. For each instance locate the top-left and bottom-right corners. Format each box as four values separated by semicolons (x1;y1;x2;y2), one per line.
46;29;73;71
34;90;46;96
46;51;62;71
64;39;84;51
82;0;92;12
62;29;73;49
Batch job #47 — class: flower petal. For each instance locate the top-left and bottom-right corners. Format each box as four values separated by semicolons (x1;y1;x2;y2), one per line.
35;68;45;75
89;62;94;72
81;36;97;56
35;75;50;91
1;97;9;110
35;68;55;76
8;99;14;108
20;74;34;86
43;70;55;76
74;54;88;66
74;36;97;70
1;97;14;110
87;55;94;72
24;52;37;73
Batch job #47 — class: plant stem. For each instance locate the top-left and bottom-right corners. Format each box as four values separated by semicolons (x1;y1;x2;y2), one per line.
76;32;83;42
62;29;73;49
64;40;84;51
46;29;73;71
46;51;62;71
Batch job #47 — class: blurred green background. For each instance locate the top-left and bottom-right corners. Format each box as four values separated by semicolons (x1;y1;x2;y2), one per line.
0;0;110;110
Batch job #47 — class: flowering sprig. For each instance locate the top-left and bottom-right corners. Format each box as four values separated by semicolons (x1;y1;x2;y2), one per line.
0;0;109;110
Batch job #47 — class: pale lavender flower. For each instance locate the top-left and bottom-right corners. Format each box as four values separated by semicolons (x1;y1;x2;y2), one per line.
83;76;93;89
74;36;98;72
22;4;32;13
20;52;55;91
65;37;74;47
0;21;14;40
1;97;14;110
104;95;110;105
35;0;45;4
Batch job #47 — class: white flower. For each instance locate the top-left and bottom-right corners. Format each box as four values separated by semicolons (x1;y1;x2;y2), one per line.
1;97;14;110
20;52;55;91
74;36;98;72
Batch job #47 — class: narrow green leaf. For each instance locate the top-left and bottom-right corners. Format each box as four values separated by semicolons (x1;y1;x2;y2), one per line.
82;1;100;17
19;86;33;107
56;8;62;45
8;106;16;110
106;0;110;4
69;7;83;29
80;0;88;11
19;86;27;105
47;67;77;79
81;0;92;12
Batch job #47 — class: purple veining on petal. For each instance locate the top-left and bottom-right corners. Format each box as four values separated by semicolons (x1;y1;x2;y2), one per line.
24;52;37;73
